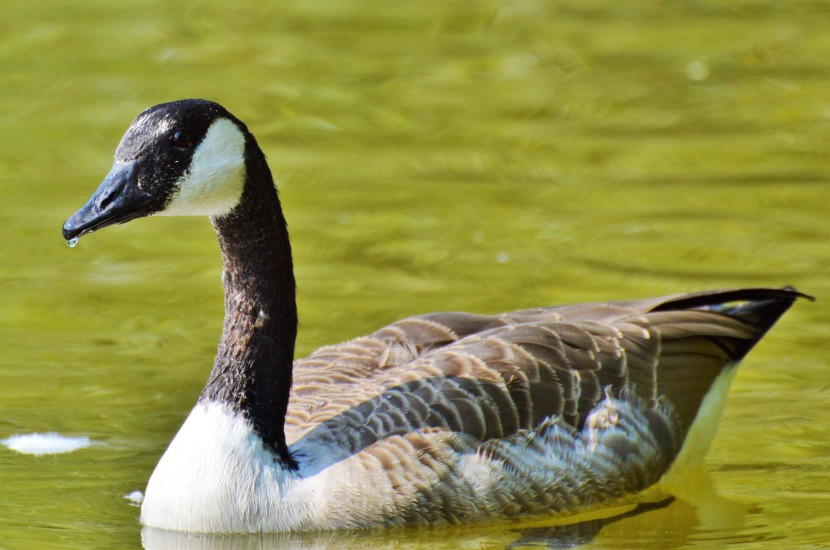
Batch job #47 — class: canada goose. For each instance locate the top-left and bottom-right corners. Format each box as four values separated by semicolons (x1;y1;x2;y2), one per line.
62;99;806;533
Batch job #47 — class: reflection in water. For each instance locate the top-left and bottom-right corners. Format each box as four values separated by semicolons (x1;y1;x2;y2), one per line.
142;527;351;550
508;497;675;549
141;503;680;549
660;465;750;542
141;467;751;549
141;525;505;550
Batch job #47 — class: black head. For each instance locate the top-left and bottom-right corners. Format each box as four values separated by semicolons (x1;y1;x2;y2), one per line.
62;99;251;242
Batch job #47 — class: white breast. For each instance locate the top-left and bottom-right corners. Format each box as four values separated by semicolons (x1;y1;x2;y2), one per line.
140;402;323;532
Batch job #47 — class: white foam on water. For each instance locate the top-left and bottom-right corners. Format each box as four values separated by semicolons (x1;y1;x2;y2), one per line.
1;433;92;456
124;491;145;506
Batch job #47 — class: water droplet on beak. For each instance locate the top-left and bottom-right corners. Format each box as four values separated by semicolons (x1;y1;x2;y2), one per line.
66;237;79;248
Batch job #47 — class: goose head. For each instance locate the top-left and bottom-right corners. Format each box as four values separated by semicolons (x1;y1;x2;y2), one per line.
63;99;253;242
64;100;298;469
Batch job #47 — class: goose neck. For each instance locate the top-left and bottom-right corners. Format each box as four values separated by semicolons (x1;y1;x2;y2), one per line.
200;155;297;466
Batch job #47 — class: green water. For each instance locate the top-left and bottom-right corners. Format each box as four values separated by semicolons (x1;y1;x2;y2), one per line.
2;1;829;548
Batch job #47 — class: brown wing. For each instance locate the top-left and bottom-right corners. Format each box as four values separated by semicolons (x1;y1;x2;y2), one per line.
286;288;803;462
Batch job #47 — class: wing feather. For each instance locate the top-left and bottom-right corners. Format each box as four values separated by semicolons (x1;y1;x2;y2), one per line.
287;289;803;467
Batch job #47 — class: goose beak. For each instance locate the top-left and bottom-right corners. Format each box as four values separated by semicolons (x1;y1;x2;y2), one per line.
62;160;153;241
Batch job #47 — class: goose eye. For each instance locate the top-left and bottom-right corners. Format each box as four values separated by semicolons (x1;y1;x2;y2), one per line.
170;129;192;149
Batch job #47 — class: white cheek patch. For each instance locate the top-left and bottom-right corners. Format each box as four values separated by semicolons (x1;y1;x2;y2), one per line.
160;118;246;218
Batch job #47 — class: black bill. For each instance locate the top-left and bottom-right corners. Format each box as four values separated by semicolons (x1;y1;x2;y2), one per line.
62;160;154;241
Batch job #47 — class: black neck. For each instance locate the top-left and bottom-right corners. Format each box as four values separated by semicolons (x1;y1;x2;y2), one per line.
199;139;297;468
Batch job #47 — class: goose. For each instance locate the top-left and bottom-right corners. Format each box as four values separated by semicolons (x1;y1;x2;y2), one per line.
62;99;807;533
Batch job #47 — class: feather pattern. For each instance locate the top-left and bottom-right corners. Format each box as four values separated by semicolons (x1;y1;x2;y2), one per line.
276;289;802;526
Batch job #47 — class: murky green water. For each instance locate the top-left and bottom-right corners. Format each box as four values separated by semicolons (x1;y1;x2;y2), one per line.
1;1;829;548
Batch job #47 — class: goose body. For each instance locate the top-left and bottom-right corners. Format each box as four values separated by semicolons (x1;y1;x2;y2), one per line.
62;99;805;533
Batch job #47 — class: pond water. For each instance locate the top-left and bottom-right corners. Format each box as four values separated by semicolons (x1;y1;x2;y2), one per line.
1;1;829;548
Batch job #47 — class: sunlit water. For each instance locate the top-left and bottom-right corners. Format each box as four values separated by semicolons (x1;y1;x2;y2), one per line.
1;1;828;548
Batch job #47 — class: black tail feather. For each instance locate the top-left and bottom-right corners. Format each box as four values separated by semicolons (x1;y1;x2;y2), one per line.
651;287;812;362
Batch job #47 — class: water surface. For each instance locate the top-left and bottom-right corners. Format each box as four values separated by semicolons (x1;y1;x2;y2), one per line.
1;1;828;548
